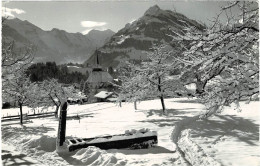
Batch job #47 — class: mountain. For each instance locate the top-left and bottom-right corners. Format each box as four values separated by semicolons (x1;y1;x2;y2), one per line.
85;5;204;68
86;29;115;48
2;18;115;64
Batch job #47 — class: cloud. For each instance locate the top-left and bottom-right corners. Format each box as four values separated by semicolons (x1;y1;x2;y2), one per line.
81;21;107;28
80;20;108;35
2;7;26;18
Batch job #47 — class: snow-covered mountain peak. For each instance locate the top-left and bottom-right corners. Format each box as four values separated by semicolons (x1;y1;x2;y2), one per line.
144;5;161;16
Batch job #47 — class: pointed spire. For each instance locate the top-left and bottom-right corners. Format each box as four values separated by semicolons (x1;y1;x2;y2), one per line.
96;49;99;65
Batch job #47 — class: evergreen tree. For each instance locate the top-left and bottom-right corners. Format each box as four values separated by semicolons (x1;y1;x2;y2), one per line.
26;62;87;84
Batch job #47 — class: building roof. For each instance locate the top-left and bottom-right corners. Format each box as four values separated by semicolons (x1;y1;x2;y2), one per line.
87;71;113;83
94;91;113;99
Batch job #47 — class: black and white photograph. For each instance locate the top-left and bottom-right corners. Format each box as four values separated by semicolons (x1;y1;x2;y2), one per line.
1;0;259;165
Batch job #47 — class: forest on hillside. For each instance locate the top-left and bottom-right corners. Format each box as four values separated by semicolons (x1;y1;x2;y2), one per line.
26;62;88;85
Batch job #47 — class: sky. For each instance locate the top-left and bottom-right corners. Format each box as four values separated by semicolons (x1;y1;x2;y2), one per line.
1;1;241;34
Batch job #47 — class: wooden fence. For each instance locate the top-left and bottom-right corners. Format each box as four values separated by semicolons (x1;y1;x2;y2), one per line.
1;112;56;122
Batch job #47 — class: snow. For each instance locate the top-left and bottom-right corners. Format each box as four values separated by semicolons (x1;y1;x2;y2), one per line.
67;66;81;69
1;98;259;166
178;129;222;166
116;35;130;44
86;130;157;144
1;142;42;166
72;146;126;165
185;83;196;91
188;101;260;166
94;91;113;99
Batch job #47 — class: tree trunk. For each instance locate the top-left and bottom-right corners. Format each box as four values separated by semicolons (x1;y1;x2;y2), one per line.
19;103;23;125
134;101;137;110
119;101;122;107
158;77;166;113
55;105;60;118
160;96;166;113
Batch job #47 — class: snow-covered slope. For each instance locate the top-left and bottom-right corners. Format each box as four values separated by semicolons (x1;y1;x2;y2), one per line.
85;5;204;68
2;18;115;64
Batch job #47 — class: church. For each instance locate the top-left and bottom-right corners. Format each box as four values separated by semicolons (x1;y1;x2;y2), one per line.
85;50;113;88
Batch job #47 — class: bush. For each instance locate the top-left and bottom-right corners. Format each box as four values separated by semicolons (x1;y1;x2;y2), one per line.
2;102;11;109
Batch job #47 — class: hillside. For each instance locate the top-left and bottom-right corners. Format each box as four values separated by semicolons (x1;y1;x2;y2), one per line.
85;5;204;68
2;18;115;64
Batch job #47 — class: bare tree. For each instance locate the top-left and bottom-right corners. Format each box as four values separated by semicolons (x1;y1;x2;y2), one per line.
35;79;85;118
116;61;147;110
3;70;38;124
117;45;188;113
172;1;259;117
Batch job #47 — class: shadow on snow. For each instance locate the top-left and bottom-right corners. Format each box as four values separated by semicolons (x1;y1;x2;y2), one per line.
170;99;200;104
107;145;175;154
139;109;198;127
143;108;197;118
187;114;259;146
2;125;55;136
1;150;38;166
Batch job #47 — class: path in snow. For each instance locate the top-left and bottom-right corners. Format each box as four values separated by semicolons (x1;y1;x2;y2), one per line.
182;101;260;166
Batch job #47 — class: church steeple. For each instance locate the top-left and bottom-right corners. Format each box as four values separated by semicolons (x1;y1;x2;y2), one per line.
87;49;113;86
92;49;102;72
96;49;99;66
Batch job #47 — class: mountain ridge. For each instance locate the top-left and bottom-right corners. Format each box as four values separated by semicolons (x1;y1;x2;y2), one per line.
2;18;115;64
85;5;204;68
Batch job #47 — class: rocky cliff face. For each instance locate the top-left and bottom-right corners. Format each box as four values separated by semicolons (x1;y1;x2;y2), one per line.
85;5;204;68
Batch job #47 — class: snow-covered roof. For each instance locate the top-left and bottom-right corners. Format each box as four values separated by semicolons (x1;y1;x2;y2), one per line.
185;83;196;91
94;91;113;99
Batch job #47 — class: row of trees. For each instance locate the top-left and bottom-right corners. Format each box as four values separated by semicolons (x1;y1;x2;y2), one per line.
117;1;259;117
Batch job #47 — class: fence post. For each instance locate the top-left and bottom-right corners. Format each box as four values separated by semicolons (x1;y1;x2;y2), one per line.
56;100;68;153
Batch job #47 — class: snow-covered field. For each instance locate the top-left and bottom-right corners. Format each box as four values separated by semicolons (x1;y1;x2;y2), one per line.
1;98;259;166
